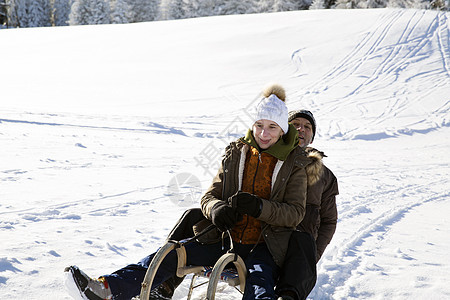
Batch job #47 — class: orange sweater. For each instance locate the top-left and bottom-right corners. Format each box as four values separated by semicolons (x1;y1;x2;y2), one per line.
231;146;278;244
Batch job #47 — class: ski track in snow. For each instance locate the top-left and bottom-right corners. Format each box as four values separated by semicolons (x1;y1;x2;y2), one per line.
313;180;449;298
1;8;449;300
289;9;450;141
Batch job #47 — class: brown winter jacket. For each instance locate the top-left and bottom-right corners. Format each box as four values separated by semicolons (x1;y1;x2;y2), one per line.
201;133;322;266
298;147;339;261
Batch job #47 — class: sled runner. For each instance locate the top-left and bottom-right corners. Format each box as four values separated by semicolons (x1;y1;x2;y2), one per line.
140;209;247;300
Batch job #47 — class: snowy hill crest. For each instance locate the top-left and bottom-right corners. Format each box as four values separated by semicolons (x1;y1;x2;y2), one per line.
1;8;449;300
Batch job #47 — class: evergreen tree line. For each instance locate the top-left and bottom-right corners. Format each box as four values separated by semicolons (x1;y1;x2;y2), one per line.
1;0;448;28
3;0;160;27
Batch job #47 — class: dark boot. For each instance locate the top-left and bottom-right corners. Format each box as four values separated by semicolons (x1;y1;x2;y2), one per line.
149;275;185;299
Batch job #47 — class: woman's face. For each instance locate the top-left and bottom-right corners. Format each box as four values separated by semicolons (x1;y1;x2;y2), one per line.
252;119;284;149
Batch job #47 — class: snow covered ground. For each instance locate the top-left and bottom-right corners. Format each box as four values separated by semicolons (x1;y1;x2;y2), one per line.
1;8;449;299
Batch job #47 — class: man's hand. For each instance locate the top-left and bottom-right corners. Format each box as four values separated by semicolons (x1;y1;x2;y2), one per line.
210;202;241;232
228;191;262;218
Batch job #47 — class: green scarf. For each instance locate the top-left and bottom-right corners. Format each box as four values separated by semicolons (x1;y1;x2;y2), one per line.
240;124;299;161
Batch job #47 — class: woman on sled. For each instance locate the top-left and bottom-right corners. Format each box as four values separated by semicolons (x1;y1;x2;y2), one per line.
66;83;320;300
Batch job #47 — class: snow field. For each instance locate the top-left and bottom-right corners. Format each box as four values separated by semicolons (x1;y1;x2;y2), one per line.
1;8;449;299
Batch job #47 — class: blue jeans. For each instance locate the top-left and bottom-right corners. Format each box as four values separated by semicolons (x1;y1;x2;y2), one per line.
104;241;279;300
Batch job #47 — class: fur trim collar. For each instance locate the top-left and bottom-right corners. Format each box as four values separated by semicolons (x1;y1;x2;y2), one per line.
305;149;324;186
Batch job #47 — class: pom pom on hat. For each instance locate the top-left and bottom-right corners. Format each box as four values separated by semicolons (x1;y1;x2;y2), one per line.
262;83;286;101
253;84;289;134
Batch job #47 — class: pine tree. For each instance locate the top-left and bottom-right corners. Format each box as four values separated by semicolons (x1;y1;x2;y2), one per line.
216;0;256;15
411;0;428;8
360;0;386;8
299;0;313;9
7;0;30;27
190;0;216;17
324;0;337;8
335;0;354;8
69;0;110;25
69;0;87;25
166;0;185;20
28;0;52;27
256;0;275;13
127;0;160;23
310;0;326;9
110;0;129;24
183;0;198;18
53;0;73;26
272;0;300;11
8;0;56;28
1;0;8;26
430;0;448;9
89;0;110;24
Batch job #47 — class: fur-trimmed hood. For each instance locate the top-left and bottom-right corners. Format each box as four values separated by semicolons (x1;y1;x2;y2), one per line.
305;147;324;186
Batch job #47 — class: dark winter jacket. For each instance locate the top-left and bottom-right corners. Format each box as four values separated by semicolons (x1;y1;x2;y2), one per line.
201;133;322;266
298;147;339;261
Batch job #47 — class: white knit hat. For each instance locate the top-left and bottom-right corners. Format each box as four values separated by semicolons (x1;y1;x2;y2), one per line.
253;92;289;134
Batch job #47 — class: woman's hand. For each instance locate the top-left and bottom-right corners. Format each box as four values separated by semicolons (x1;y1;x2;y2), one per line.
228;191;262;218
210;202;241;232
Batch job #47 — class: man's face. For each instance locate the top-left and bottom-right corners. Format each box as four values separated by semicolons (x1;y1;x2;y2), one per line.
290;117;313;147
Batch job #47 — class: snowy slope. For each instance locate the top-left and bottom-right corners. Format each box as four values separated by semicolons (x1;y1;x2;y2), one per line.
1;8;449;300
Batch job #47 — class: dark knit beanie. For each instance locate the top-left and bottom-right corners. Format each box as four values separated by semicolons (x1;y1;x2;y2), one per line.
288;109;316;142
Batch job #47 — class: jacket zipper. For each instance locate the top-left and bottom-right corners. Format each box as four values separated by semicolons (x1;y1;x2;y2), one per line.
251;153;261;193
239;151;261;243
